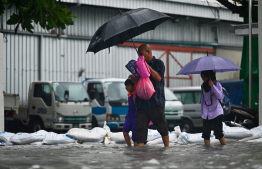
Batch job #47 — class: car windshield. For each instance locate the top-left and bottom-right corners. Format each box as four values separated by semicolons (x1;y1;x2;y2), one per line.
105;82;128;106
165;88;178;101
52;82;89;102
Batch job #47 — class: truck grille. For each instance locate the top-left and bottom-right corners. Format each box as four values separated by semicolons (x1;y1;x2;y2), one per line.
64;116;86;123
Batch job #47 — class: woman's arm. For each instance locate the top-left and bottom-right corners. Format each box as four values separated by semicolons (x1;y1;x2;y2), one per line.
211;82;224;100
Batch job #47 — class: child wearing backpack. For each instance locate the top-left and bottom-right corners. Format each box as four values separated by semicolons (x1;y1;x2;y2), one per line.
201;70;226;146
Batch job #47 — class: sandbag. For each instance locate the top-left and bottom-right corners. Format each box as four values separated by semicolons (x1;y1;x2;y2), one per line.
147;137;163;145
103;122;126;143
147;132;178;145
178;132;204;144
0;131;15;142
66;127;107;142
169;132;178;143
10;130;47;145
173;125;217;144
43;132;76;145
222;122;252;139
247;137;262;143
147;129;161;141
239;125;262;142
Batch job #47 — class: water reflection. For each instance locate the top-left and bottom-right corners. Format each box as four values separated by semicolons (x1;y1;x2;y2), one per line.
1;141;262;169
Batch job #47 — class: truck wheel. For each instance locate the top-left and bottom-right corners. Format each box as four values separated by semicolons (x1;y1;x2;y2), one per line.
31;119;45;132
92;116;98;128
182;119;193;133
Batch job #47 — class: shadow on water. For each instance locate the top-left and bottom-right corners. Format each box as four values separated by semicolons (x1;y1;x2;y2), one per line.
1;140;262;169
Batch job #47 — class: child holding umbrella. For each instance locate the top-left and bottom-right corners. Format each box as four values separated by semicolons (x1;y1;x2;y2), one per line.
201;70;226;146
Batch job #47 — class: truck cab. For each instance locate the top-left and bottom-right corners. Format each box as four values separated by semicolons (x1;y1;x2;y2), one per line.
84;78;128;130
17;81;92;132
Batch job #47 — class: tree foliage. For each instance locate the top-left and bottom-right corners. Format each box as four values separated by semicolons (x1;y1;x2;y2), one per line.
0;0;76;33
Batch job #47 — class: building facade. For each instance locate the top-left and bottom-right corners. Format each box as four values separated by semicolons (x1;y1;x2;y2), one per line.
0;0;243;105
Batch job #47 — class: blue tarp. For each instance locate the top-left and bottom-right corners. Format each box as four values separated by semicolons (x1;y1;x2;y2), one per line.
220;79;244;106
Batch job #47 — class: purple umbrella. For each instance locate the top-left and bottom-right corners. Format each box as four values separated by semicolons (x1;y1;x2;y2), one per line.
176;55;241;75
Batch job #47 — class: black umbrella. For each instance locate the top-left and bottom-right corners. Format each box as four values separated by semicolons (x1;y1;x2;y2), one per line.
86;8;171;54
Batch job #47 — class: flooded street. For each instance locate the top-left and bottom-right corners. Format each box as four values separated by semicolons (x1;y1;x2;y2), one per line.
1;139;262;169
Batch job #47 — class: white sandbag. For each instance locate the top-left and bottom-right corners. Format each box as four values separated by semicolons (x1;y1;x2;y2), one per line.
177;132;218;144
43;132;76;145
247;137;262;143
147;137;163;145
173;126;206;144
174;125;221;144
147;129;161;141
178;132;203;144
9;131;47;145
30;141;44;145
147;132;178;145
239;125;262;142
66;127;106;142
104;135;111;145
169;132;178;143
0;131;15;142
223;122;252;139
103;121;126;143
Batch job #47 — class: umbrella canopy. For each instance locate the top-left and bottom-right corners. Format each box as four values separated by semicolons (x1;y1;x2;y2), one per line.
87;8;171;54
176;55;241;75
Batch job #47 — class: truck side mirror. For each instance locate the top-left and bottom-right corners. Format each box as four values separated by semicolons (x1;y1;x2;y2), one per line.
64;90;69;103
89;90;95;100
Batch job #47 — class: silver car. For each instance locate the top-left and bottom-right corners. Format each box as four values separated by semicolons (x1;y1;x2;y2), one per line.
169;86;202;133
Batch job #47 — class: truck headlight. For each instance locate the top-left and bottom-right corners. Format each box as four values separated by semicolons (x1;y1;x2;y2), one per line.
86;113;92;122
53;112;64;123
106;114;120;122
178;110;183;116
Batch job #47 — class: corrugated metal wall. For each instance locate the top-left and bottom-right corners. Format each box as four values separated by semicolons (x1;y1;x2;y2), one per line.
4;34;39;105
1;4;243;105
4;34;211;105
62;0;243;22
0;6;243;47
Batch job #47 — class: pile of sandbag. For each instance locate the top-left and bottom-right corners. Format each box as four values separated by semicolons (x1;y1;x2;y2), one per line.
2;121;262;146
222;122;252;139
239;125;262;142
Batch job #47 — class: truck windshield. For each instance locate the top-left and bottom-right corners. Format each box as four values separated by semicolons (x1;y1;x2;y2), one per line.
52;82;89;102
105;82;128;107
165;88;178;101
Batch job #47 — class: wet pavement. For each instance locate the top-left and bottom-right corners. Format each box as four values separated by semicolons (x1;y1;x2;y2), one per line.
1;139;262;169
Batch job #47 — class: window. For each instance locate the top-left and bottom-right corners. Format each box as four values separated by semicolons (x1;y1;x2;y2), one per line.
194;91;201;104
164;88;177;101
87;83;105;106
174;91;201;104
33;84;52;106
104;82;128;107
174;92;193;104
53;82;89;102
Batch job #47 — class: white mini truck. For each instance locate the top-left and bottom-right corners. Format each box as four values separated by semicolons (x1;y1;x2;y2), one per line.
15;81;92;132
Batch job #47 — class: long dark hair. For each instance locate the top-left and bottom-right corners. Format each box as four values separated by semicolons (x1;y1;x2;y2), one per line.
201;70;216;93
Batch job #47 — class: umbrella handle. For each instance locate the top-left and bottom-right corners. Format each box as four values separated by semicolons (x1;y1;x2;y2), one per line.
130;38;139;57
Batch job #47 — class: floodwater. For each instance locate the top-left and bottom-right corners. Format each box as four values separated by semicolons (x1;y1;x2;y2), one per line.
1;139;262;169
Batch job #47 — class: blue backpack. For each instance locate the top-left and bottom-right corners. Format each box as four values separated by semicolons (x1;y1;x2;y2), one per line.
219;87;232;115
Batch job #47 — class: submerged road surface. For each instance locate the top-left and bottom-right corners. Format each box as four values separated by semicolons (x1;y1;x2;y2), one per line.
1;139;262;169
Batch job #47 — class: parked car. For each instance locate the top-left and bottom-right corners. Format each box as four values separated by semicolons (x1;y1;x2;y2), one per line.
164;87;184;130
169;86;202;133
